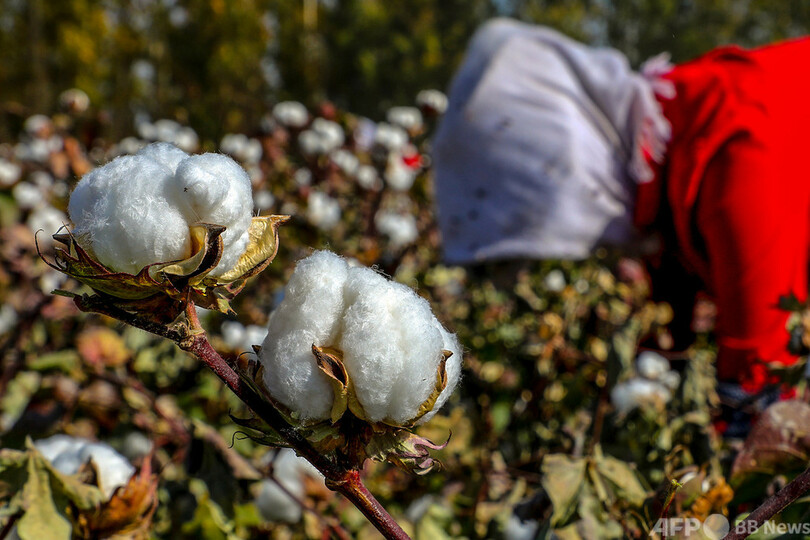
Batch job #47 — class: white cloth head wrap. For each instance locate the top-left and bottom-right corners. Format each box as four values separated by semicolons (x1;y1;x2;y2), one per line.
433;18;671;263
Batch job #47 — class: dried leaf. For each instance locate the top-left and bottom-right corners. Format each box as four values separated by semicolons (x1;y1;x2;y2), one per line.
216;215;289;283
312;345;350;424
409;350;451;426
541;454;587;527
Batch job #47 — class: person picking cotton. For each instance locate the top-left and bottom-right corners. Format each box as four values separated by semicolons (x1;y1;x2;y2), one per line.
259;250;462;429
67;142;252;277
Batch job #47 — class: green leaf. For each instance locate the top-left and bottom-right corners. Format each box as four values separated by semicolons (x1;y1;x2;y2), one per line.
16;452;72;540
542;454;587;527
0;372;41;432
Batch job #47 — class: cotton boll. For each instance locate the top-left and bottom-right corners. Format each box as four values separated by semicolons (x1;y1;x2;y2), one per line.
220;133;248;157
59;88;90;114
68;154;191;274
505;514;540;540
636;351;670;380
261;251;350;420
153;119;181;143
386;106;423;132
374;122;408;152
610;378;672;414
273;101;309;128
353;118;377;150
306;191;341;230
260;251;463;425
311;118;344;152
27;206;66;238
77;442;136;498
221;321;268;353
24;114;52;137
243;139;263;164
172;153;253;276
329;149;359;176
115;137;147;156
375;211;418;248
544;269;566;292
121;431;153;462
253;190;275;211
355;164;380;190
660;370;681;391
34;435;135;500
298;129;325;157
39;269;67;293
173;127;199;152
415;89;448;114
136;141;188;172
0;158;22;187
293;168;312;187
384;152;417;191
12;182;45;209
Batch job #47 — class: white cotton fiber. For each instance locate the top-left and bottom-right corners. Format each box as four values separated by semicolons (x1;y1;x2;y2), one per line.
135;141;188;172
68;143;255;276
34;434;135;500
260;251;463;425
69;154;191;274
171;153;253;276
261;251;348;419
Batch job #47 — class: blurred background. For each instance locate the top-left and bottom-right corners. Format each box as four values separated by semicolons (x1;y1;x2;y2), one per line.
2;0;810;145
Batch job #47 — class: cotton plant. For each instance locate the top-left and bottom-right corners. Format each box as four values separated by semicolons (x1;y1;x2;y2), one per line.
44;141;288;320
41;145;429;538
256;251;462;473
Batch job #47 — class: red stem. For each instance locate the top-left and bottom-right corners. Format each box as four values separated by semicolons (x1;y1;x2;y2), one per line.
73;295;410;540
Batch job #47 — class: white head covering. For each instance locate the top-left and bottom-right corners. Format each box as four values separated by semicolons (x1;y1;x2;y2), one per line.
433;18;671;264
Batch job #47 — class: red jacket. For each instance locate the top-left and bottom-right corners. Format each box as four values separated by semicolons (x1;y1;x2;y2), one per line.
637;38;810;391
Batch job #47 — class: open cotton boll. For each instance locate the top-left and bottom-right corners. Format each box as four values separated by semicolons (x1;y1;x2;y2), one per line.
416;89;448;114
311;118;344;152
34;434;135;500
0;158;22;187
375;211;418;248
387;106;423;132
610;378;672;414
272;101;309;128
135;141;188;172
260;251;463;425
374;122;408;152
171;153;253;276
636;350;670;380
306;191;341;230
68;154;191;274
